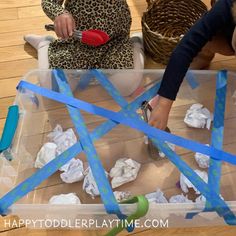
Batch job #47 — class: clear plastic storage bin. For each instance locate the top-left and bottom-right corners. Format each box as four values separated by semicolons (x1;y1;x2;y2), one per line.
0;69;236;229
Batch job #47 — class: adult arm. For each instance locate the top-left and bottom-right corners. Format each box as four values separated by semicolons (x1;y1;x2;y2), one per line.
158;0;234;100
149;0;234;130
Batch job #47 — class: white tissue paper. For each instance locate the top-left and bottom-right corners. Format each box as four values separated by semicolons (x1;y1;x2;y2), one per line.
184;103;213;129
194;145;210;169
145;188;168;203
49;193;81;204
169;194;193;203
83;167;108;198
110;158;141;188
47;124;77;172
114;191;132;202
180;169;208;194
47;124;77;156
195;195;206;203
35;142;57;168
58;158;74;173
35;125;83;184
60;159;84;183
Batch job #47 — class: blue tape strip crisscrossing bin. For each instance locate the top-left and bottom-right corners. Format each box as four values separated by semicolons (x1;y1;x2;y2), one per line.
0;69;236;234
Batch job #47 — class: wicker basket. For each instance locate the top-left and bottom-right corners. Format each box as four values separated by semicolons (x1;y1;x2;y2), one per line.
142;0;207;64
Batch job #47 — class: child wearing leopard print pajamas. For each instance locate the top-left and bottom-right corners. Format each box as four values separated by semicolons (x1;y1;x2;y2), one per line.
24;0;144;96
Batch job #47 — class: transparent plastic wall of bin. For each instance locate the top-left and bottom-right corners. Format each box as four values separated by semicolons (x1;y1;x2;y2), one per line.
0;69;236;229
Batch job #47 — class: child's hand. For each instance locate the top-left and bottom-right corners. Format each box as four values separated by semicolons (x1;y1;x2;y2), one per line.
54;11;75;39
148;96;173;130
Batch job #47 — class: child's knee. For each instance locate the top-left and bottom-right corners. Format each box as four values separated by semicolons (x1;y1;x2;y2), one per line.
133;41;145;70
109;70;143;97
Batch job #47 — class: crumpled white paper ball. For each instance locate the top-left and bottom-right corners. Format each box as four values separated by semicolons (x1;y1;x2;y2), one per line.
169;194;193;203
184;103;213;129
60;159;84;183
110;158;141;188
35;142;57;169
47;124;77;157
194;145;210;169
83;167;108;198
180;169;208;194
114;191;132;202
145;188;168;203
49;193;81;204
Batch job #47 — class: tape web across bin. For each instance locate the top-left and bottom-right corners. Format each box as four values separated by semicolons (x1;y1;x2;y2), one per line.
0;69;236;231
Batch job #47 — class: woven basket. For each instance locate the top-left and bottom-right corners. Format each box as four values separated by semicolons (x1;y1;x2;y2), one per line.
142;0;207;64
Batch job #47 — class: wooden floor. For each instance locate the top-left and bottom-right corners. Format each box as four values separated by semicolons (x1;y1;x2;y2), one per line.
1;0;236;235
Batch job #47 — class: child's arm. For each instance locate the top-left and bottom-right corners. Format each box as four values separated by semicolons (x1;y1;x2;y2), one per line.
149;0;234;129
158;0;234;101
41;0;75;39
41;0;65;21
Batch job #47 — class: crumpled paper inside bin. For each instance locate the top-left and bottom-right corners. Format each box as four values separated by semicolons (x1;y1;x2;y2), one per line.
180;169;208;194
145;188;168;203
35;142;57;169
49;193;81;204
194;145;210;169
184;104;213;129
83;167;109;198
110;158;141;188
60;158;84;183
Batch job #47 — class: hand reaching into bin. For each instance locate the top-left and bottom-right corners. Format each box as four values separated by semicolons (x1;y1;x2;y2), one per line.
150;0;236;130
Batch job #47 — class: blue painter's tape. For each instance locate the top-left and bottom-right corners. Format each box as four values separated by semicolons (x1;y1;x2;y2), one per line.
1;69;235;226
17;80;236;165
185;70;199;89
